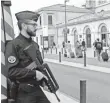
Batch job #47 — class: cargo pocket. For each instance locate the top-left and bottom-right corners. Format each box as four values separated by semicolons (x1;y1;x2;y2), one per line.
19;84;35;93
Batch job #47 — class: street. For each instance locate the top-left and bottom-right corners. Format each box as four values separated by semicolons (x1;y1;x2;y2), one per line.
46;62;110;103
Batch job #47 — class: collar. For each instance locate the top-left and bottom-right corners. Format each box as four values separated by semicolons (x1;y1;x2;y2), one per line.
19;33;32;42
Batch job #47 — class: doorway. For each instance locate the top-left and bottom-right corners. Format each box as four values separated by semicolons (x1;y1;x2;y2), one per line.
101;26;107;47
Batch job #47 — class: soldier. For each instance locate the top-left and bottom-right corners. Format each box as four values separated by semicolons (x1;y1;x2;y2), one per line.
5;11;50;103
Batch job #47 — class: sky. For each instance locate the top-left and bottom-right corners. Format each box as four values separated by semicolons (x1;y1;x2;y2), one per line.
11;0;86;13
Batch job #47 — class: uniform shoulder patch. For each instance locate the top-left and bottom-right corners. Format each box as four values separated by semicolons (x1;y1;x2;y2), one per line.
8;56;16;63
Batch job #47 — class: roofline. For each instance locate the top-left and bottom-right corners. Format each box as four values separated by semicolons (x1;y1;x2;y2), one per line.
56;10;110;27
95;2;110;8
37;9;93;14
36;4;92;13
56;16;110;28
37;4;62;12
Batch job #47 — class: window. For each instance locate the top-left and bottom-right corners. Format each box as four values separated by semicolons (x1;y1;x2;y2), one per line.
79;35;82;38
48;15;52;25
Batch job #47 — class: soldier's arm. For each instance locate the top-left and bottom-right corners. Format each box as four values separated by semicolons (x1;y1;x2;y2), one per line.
5;42;36;80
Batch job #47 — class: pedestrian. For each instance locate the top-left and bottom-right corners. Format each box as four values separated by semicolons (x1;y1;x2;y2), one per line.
102;39;106;47
95;38;103;61
66;41;72;57
62;41;65;48
5;11;50;103
93;40;97;48
108;38;110;58
82;39;86;50
53;42;56;49
79;39;82;45
75;41;83;58
108;38;110;49
93;39;97;57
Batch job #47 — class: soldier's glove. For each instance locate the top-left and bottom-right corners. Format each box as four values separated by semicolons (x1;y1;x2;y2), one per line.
36;70;48;81
42;80;50;92
37;65;44;70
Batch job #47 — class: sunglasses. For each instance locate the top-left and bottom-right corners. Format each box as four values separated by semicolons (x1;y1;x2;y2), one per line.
25;23;37;27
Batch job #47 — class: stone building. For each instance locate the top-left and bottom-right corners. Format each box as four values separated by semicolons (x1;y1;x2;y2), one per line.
35;0;110;52
35;3;92;48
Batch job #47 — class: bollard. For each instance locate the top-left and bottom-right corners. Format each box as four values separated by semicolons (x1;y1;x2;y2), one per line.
56;48;57;54
84;50;86;67
59;52;61;62
80;80;86;103
62;48;63;54
51;47;52;54
42;48;44;59
94;50;95;57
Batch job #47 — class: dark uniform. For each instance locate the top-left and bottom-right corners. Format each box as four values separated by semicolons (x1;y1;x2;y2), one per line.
5;11;50;103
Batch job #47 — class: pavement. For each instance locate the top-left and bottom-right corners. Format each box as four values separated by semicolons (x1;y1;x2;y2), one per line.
43;90;79;103
42;51;110;103
44;53;110;68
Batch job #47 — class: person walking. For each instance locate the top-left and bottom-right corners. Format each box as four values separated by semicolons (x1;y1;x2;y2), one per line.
82;39;86;50
95;38;103;61
5;11;50;103
108;38;110;49
66;41;72;57
75;40;83;58
62;41;65;48
93;39;97;57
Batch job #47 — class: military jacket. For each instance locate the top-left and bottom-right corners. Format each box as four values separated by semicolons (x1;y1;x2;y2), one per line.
5;34;43;82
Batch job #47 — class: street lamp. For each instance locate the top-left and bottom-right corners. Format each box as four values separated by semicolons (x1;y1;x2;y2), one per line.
64;0;69;43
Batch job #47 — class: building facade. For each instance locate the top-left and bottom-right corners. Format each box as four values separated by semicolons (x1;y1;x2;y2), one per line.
35;4;92;48
56;2;110;49
35;1;110;50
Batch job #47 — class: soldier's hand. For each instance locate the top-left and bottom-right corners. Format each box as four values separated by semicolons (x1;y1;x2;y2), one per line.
42;81;50;92
37;65;44;70
36;70;48;81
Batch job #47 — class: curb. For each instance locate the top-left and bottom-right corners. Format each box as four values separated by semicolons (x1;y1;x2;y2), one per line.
44;58;110;74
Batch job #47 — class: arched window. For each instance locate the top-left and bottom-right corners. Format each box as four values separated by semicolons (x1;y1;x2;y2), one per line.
86;28;91;34
101;26;107;47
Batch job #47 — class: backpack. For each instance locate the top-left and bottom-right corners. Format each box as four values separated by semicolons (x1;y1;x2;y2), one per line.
96;42;102;49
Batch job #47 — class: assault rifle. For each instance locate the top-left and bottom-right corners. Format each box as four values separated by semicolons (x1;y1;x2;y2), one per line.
24;44;60;102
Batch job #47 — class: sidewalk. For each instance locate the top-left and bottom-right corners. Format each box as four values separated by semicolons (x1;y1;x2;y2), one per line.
46;47;95;58
46;47;110;59
44;53;110;68
43;90;79;103
44;58;110;74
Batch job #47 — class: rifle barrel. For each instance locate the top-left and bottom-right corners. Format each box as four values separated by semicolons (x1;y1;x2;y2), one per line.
54;92;60;102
